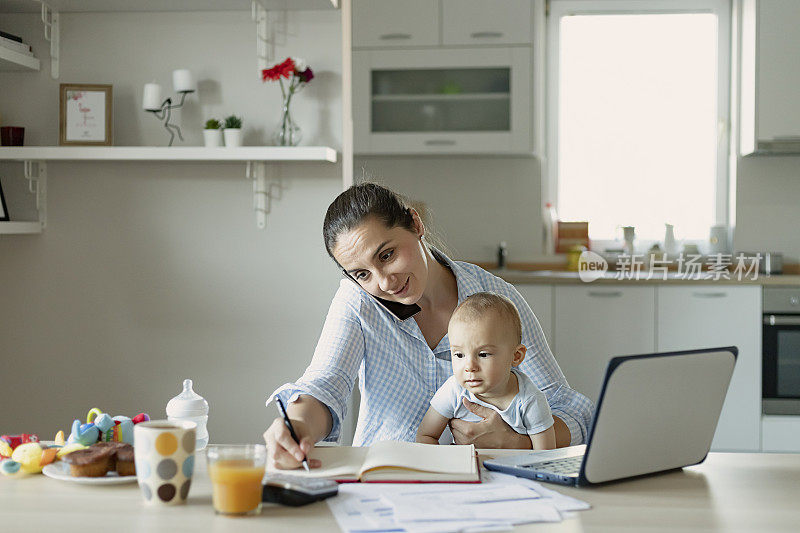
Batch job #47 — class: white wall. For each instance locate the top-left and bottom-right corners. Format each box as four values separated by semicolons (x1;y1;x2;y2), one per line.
0;10;346;444
734;155;800;261
359;151;800;267
355;155;544;263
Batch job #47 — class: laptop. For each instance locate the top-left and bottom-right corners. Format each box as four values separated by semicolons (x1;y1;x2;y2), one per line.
483;346;738;486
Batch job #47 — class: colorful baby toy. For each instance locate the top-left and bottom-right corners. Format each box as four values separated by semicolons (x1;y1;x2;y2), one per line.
0;441;60;476
0;434;45;476
0;434;39;458
66;419;100;446
66;408;150;446
0;408;149;476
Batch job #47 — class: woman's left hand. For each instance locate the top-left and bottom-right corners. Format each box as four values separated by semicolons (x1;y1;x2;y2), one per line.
449;398;532;449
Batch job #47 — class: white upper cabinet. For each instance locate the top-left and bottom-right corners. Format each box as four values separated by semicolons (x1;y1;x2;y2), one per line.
353;47;531;154
442;0;532;46
656;286;761;452
740;0;800;154
351;0;539;155
352;0;440;48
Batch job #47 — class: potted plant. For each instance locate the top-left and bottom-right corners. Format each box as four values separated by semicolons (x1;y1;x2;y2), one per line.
222;115;243;147
203;118;222;147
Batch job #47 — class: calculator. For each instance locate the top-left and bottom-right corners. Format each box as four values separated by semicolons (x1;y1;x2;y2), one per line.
262;474;339;507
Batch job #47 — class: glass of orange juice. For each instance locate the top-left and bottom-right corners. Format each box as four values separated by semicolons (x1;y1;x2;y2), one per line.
206;444;266;516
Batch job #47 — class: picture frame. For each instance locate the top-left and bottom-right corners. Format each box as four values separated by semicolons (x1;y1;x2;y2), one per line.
0;178;9;221
59;84;113;146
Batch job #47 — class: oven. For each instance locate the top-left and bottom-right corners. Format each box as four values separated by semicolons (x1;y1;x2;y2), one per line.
763;287;800;414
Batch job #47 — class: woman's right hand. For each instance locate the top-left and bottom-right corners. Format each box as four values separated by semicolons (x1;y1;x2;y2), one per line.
263;417;322;470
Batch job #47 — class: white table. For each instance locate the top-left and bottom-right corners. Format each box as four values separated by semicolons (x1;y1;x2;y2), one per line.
2;450;799;532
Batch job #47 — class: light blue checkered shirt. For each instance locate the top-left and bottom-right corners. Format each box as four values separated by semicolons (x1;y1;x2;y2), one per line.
268;252;594;447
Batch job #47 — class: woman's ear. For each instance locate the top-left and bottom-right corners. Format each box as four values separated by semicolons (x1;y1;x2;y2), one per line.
409;208;425;239
512;344;527;367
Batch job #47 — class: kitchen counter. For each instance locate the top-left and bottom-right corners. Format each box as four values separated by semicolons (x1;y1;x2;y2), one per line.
492;269;800;285
2;451;799;532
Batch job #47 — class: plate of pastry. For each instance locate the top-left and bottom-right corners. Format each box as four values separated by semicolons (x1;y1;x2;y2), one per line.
43;442;137;485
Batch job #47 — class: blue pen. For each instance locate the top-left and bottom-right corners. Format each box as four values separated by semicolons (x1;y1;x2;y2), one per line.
275;397;310;472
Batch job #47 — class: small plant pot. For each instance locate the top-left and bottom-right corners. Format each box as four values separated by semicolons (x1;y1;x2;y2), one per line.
223;128;242;147
203;129;223;147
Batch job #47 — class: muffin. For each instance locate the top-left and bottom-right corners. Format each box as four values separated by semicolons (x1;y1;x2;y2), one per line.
92;441;127;472
115;444;135;476
61;447;115;477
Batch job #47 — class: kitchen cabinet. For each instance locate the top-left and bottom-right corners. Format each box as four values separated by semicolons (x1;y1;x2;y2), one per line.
656;286;761;452
353;47;532;154
762;415;800;452
351;0;541;155
514;284;554;349
442;0;532;46
353;0;532;49
740;0;800;154
553;286;656;403
352;0;440;48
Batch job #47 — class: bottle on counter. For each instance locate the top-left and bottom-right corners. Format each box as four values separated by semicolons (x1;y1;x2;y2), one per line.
166;379;209;450
497;241;508;269
542;202;558;255
664;223;678;257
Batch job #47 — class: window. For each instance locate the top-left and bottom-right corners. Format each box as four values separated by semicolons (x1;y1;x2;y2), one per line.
546;0;731;247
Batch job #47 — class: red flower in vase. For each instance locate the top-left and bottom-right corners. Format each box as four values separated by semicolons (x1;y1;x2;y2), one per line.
261;58;296;81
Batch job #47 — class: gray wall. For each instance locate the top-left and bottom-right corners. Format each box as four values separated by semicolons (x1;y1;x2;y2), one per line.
0;10;345;444
355;155;544;264
358;152;800;266
735;155;800;261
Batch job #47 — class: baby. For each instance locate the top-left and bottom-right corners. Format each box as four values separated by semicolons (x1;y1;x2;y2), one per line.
416;292;556;449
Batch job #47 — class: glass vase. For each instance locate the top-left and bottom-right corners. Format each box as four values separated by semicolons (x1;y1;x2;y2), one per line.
273;99;302;147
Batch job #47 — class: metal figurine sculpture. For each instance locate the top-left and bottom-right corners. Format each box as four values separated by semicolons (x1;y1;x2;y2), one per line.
147;90;193;147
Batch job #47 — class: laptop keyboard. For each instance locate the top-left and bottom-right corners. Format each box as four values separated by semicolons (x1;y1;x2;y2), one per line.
522;455;583;475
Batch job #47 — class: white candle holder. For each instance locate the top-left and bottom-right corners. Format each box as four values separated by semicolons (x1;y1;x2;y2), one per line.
144;70;196;147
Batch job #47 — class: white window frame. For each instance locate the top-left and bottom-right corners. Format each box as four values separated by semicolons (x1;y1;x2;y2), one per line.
545;0;732;251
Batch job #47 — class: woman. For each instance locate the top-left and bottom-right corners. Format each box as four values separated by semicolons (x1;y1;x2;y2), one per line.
264;183;593;469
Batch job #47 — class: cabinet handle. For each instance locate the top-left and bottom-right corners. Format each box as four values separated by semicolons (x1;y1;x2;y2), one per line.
587;290;622;298
768;135;800;142
691;291;728;298
424;139;456;146
470;31;504;39
379;33;412;40
764;315;800;326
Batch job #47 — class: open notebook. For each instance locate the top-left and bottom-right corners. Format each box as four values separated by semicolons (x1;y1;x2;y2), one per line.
271;441;480;483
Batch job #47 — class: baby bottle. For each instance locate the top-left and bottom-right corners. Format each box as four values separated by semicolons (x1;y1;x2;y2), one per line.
166;379;209;450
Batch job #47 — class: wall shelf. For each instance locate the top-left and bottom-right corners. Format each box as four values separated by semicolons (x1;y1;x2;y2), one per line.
0;1;338;13
0;46;40;71
0;222;42;234
1;1;338;78
0;146;337;232
0;146;337;162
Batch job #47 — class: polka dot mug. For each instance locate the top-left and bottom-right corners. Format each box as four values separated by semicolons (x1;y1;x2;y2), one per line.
133;420;197;506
